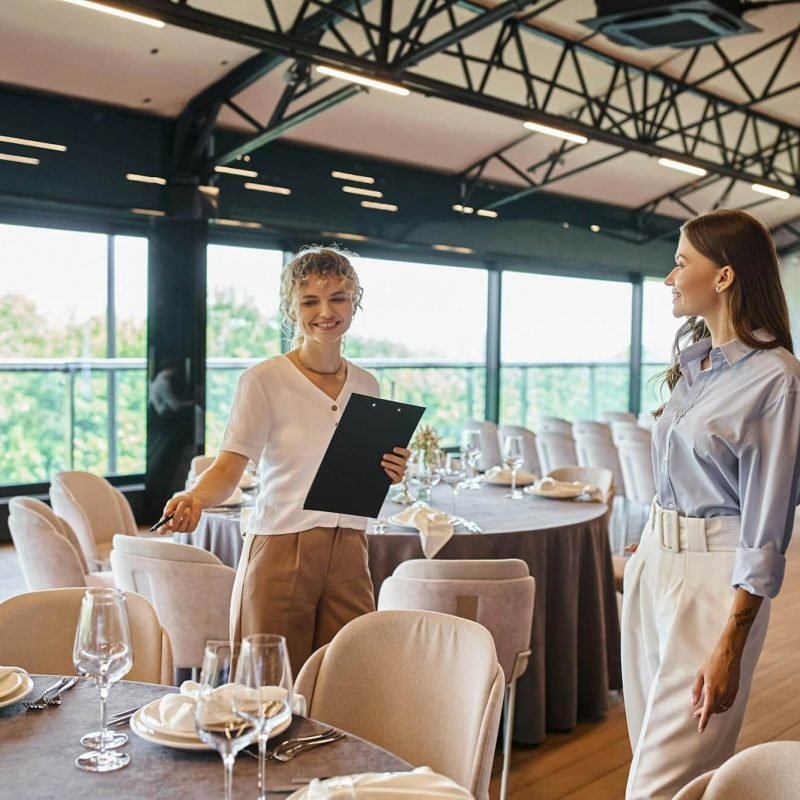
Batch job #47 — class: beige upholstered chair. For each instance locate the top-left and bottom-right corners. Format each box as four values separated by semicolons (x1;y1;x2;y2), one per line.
497;425;540;474
8;497;115;591
378;559;535;800
295;610;504;800
600;410;637;424
50;471;138;569
672;741;800;799
464;419;502;473
0;588;173;684
535;431;578;475
537;415;572;435
110;534;235;670
572;420;613;441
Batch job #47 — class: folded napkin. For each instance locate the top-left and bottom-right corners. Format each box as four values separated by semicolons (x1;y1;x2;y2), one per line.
239;472;258;490
291;767;475;799
152;680;306;735
392;505;453;559
534;477;604;501
482;466;537;486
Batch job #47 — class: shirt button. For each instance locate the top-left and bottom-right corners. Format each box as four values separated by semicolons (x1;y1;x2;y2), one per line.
669;503;676;510
331;404;338;411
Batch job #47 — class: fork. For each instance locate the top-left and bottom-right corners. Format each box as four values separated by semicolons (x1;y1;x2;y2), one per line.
44;676;79;707
271;731;346;762
23;677;69;711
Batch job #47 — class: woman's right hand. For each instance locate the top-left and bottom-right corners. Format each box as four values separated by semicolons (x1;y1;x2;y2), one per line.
159;492;204;534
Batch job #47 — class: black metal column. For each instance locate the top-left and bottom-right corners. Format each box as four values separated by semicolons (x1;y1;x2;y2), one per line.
629;274;643;415
485;267;502;423
145;217;208;520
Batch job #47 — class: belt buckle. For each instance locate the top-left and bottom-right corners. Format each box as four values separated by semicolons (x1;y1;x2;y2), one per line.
659;508;680;553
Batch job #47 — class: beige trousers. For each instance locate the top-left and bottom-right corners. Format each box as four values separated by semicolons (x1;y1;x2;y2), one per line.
621;504;770;800
230;526;375;675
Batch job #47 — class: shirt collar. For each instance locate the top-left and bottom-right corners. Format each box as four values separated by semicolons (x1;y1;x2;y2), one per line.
678;328;774;380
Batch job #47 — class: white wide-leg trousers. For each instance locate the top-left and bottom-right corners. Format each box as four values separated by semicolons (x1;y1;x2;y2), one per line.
621;504;770;800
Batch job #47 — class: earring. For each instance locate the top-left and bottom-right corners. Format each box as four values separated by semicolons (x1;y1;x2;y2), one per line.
716;286;721;293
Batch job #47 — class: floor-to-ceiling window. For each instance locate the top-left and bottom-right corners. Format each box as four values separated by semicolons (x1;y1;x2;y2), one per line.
500;271;633;425
0;223;148;486
640;276;679;415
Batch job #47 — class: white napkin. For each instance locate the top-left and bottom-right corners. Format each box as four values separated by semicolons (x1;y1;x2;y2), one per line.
482;466;537;485
291;767;474;799
534;477;603;501
393;506;453;559
152;680;307;735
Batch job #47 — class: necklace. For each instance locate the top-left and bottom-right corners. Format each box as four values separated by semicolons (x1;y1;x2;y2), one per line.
296;352;345;376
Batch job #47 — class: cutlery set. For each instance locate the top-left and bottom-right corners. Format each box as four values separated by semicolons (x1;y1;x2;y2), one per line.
244;727;345;763
23;676;79;710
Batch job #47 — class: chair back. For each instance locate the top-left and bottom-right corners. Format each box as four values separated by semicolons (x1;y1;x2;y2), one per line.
600;410;636;424
50;471;137;568
617;441;656;505
464;420;502;472
637;411;656;431
110;535;233;669
535;431;577;475
8;497;90;589
296;610;504;800
573;434;626;496
497;425;540;473
548;466;614;505
394;558;529;581
186;454;215;488
611;421;651;446
537;416;571;435
572;420;612;441
378;560;535;684
0;588;173;684
673;741;800;800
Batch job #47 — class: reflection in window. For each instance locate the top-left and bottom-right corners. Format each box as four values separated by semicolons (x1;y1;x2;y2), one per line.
641;277;680;415
500;272;632;425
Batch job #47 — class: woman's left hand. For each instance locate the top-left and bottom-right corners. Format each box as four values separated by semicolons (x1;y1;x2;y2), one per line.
691;643;742;733
382;447;411;485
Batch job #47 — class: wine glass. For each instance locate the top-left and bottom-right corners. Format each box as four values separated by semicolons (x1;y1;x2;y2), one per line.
72;588;133;772
235;635;293;800
413;449;442;506
439;453;467;518
502;435;525;500
460;429;482;490
195;642;258;800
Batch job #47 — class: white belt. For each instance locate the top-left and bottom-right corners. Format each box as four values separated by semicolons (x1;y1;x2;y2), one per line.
650;502;740;553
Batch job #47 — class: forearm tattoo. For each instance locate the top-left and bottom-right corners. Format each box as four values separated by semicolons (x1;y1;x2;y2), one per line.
731;608;757;628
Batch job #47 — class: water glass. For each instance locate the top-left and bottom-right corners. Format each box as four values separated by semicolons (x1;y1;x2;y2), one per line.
502;435;525;500
460;429;482;489
73;588;133;772
195;642;258;800
439;453;467;517
235;635;293;800
413;449;442;505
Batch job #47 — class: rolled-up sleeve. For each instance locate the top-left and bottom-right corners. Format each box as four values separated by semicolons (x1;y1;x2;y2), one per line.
219;369;271;464
735;390;800;598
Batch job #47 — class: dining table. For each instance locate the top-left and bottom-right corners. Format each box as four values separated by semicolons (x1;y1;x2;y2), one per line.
182;481;622;746
0;675;412;799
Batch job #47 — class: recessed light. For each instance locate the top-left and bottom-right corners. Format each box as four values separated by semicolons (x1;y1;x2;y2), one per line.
590;224;601;233
244;182;291;195
0;135;67;152
131;208;165;217
433;244;475;254
452;204;475;214
316;66;409;96
59;0;164;27
0;153;40;165
361;200;398;212
331;170;375;184
321;231;368;241
476;209;498;218
523;121;588;144
657;157;707;177
342;186;383;198
751;183;791;200
126;173;166;185
562;222;570;229
215;165;258;178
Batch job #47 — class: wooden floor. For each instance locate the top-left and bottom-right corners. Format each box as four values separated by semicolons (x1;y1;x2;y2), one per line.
3;538;799;799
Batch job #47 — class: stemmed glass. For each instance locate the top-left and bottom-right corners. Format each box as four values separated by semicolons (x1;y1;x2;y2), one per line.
460;429;482;490
439;453;467;519
413;448;442;506
502;435;525;500
72;588;133;772
235;635;293;800
195;642;259;800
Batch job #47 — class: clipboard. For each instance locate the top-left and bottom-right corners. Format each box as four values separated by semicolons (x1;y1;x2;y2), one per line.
303;393;425;518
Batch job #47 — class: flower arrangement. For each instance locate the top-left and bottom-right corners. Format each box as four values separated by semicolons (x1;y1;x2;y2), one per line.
410;425;442;464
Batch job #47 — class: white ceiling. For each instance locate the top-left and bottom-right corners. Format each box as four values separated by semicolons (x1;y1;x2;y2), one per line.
1;0;799;227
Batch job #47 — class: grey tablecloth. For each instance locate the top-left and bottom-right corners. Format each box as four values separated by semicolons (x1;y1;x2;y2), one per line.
186;484;622;746
0;676;411;799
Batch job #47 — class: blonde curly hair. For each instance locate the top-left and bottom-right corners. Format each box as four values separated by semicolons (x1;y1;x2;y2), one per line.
280;245;364;346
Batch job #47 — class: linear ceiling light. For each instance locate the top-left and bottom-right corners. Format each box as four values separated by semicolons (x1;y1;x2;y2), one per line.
131;208;165;217
126;173;166;185
215;165;258;178
433;244;475;254
452;204;474;214
321;231;368;241
316;66;409;96
331;170;375;184
342;186;383;198
361;200;398;212
0;153;40;165
213;218;263;229
476;209;498;218
0;135;67;152
59;0;164;27
657;157;707;177
523;121;588;144
244;182;291;195
751;183;790;200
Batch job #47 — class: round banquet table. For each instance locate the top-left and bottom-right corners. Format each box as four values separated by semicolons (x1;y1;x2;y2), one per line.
0;675;411;799
182;483;622;745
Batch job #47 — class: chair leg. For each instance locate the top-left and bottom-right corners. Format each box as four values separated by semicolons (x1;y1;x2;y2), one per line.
500;680;516;800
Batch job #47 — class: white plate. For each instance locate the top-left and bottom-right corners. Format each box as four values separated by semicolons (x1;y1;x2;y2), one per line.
482;470;536;487
0;672;33;709
524;484;587;499
388;513;459;529
131;698;291;751
0;671;22;700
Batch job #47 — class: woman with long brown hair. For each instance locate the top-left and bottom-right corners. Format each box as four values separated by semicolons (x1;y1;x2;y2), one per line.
622;209;800;799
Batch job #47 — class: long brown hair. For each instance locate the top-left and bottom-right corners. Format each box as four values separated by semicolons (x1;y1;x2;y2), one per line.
655;209;792;415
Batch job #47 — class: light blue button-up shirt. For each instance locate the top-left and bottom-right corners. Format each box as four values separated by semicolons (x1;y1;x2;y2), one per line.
653;332;800;598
